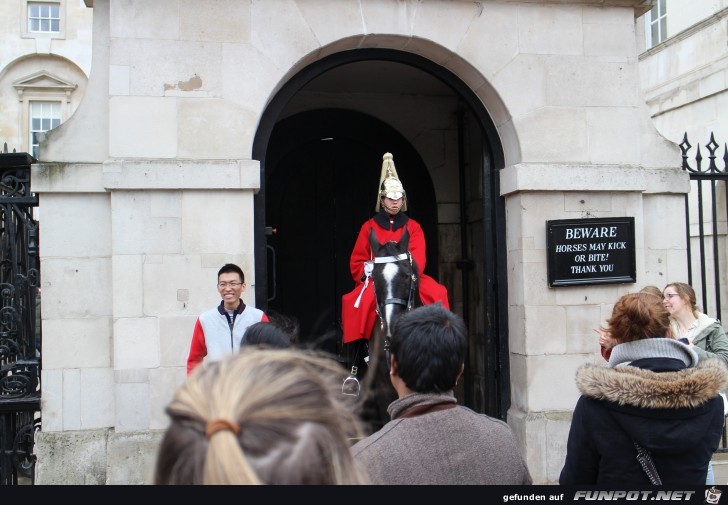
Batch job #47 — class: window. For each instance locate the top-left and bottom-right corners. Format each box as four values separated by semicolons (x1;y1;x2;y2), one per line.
645;0;667;49
14;71;76;155
28;2;61;33
29;102;61;158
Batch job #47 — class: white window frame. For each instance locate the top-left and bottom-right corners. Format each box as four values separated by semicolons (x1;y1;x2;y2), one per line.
644;0;667;49
22;0;66;40
29;102;61;159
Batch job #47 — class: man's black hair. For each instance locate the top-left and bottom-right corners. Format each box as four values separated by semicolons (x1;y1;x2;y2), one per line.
241;321;291;349
389;303;467;393
218;263;244;283
266;309;300;344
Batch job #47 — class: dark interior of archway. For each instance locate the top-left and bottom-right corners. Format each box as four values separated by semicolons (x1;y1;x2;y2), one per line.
264;108;438;356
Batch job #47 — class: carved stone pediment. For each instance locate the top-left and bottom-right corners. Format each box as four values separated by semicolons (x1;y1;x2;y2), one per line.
13;71;77;100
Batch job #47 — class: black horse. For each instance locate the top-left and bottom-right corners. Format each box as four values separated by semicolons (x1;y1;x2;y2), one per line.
352;227;423;434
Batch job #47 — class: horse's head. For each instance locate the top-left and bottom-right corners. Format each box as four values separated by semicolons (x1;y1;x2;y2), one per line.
368;228;420;343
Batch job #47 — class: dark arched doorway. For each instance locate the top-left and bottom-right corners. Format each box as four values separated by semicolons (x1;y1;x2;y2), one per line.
264;109;438;355
253;48;511;420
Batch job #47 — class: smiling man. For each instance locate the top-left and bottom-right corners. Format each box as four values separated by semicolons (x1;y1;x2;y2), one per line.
186;263;269;375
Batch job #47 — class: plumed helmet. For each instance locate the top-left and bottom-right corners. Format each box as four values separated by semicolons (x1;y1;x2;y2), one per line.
375;152;407;212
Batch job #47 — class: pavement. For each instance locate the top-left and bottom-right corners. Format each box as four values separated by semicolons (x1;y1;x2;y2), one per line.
713;453;728;485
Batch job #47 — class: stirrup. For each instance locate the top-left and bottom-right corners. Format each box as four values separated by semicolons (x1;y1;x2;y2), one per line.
341;366;360;397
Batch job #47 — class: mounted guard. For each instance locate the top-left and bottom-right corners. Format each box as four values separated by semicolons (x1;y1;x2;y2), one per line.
341;152;450;346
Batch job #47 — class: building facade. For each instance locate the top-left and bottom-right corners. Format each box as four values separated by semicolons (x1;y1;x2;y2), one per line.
27;0;701;484
0;0;92;158
637;0;728;328
638;0;727;145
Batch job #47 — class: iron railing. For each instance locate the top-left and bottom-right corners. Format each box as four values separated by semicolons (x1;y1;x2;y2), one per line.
0;143;40;484
680;132;728;323
680;132;728;451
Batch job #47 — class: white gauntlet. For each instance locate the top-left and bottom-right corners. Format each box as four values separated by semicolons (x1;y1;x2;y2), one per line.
363;260;374;278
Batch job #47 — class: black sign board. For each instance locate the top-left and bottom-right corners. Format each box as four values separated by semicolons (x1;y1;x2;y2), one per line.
546;217;636;287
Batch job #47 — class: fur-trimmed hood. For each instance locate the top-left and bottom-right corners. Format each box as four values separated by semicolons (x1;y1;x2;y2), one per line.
561;358;728;485
576;358;728;410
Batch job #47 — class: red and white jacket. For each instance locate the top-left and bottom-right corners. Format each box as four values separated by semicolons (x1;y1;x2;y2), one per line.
186;299;268;374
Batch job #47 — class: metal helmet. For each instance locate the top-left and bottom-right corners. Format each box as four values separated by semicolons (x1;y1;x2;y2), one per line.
375;152;407;212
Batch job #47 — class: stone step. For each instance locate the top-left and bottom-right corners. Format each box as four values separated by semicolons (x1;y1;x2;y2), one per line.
712;452;728;485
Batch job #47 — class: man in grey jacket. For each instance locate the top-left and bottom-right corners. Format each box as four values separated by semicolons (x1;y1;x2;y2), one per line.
350;303;532;485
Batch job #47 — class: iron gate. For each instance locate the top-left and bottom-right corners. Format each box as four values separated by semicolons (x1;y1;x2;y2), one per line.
680;132;728;451
0;144;40;485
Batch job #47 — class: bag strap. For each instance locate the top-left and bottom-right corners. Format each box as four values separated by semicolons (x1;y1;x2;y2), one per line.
634;442;663;485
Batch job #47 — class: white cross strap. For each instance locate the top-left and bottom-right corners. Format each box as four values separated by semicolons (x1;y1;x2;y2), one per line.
374;253;408;264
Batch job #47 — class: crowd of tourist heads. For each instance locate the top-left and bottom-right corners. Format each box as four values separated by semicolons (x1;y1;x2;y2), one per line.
154;349;368;485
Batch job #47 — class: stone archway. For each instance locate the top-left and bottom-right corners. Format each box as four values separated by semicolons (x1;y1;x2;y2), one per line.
253;48;511;419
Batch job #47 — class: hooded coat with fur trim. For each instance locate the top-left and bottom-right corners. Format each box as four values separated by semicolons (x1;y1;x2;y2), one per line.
559;341;728;486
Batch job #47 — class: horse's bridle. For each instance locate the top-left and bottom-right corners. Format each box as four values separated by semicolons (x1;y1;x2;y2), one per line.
373;251;418;312
372;250;418;368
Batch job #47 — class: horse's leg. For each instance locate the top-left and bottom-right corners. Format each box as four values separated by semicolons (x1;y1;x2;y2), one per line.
345;338;376;433
357;325;398;434
375;327;398;422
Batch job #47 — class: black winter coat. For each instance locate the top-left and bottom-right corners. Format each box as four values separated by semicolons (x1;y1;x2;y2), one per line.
560;357;727;485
